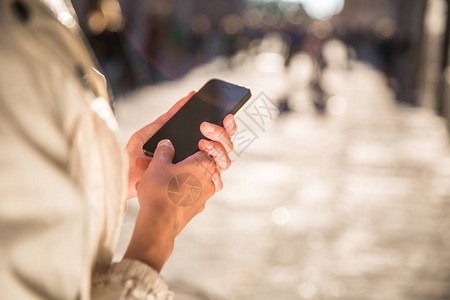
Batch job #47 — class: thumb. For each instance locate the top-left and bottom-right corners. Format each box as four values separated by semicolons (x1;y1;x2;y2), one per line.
152;139;175;164
136;156;152;170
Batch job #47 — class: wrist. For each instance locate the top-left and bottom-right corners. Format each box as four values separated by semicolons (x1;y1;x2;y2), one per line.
124;208;175;272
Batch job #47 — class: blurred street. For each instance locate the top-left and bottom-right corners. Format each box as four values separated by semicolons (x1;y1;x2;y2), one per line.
114;46;450;300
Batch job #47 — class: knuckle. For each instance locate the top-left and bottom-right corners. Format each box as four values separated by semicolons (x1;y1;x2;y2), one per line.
215;148;225;160
217;126;226;135
226;120;236;131
158;145;173;150
222;131;232;143
157;154;169;161
206;161;216;174
212;141;224;153
213;172;221;182
225;156;232;169
207;181;216;196
199;153;214;171
192;153;216;175
198;204;206;213
229;140;234;151
217;157;227;170
223;138;233;151
197;151;210;161
217;150;230;164
192;151;209;164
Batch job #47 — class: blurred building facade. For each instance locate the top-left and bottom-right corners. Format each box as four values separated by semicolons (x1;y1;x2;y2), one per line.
333;0;450;130
421;0;450;129
332;0;427;105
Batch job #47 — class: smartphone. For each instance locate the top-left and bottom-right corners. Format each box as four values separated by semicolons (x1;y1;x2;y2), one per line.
142;79;252;163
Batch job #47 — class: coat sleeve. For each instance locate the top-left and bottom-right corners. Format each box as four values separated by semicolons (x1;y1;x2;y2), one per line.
92;259;173;300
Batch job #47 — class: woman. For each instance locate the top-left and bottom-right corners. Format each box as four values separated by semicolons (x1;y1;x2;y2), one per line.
0;0;236;299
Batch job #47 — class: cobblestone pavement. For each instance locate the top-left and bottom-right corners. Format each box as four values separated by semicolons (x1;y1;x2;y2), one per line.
114;54;450;300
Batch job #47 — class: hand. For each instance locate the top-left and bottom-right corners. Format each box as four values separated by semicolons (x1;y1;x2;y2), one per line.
125;91;196;199
126;91;237;198
124;140;219;271
124;110;237;272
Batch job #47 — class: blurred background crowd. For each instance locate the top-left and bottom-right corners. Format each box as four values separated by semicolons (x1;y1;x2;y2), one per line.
71;0;450;299
71;0;450;120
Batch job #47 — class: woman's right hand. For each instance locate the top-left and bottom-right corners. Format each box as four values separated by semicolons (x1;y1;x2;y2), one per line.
123;139;221;272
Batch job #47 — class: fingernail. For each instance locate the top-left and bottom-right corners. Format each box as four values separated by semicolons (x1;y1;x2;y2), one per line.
204;123;214;133
158;139;172;146
205;141;213;150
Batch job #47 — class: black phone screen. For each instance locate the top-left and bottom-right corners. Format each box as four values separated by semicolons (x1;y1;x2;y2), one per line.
142;79;251;163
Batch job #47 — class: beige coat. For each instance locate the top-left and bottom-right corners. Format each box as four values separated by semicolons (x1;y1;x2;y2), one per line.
0;0;172;298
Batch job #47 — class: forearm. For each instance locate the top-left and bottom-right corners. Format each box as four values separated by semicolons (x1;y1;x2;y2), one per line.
92;207;176;299
123;207;176;272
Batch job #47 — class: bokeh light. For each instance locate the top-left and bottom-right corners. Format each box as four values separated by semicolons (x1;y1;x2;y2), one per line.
256;0;345;20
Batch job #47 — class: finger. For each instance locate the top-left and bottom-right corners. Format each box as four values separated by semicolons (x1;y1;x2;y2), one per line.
152;139;175;164
211;171;223;192
200;122;233;153
223;114;237;137
136;156;152;171
198;139;231;172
